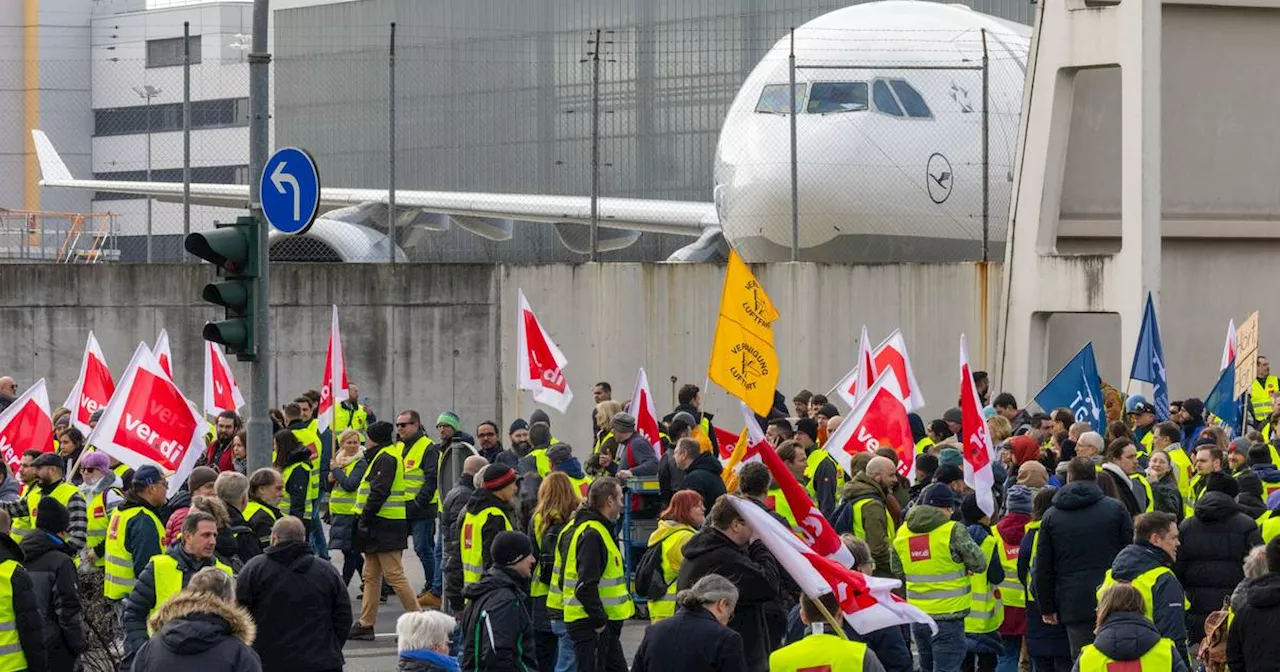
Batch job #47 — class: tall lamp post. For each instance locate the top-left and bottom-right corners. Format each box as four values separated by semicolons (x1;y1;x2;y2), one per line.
132;84;162;262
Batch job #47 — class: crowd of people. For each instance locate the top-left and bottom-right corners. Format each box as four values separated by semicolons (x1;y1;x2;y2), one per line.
5;365;1280;671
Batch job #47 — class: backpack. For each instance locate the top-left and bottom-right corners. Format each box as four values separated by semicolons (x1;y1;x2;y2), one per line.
633;540;670;602
1197;602;1231;672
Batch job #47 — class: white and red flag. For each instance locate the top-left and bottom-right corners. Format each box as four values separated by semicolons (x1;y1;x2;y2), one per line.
62;332;115;434
1222;319;1237;371
0;380;55;475
151;328;174;379
316;305;350;433
87;343;204;497
834;325;878;408
729;496;935;635
204;342;246;418
873;329;926;412
516;289;573;413
629;368;663;458
959;334;997;516
825;371;916;481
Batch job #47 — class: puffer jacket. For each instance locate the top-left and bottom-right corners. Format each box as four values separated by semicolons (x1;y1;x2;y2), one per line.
398;649;461;672
1226;572;1280;672
441;475;479;613
1174;490;1262;643
123;543;226;658
18;531;86;669
1034;480;1132;625
458;566;537;672
1107;542;1188;664
1068;612;1187;672
132;591;261;672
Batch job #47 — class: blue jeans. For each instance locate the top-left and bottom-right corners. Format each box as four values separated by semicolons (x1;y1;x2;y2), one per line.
409;517;436;593
431;519;444;595
913;619;966;672
996;634;1022;672
309;502;329;560
549;619;577;672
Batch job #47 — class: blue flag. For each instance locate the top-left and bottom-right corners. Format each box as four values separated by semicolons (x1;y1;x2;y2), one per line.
1130;293;1171;422
1206;360;1241;437
1034;343;1104;430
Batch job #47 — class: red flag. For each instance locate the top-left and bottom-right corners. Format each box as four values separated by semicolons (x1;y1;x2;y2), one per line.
873;329;926;412
63;332;115;434
151;328;173;379
835;325;878;408
317;305;350;433
629;368;663;458
715;426;741;461
959;334;997;516
204;342;245;417
729;497;935;634
88;344;205;497
826;371;915;481
0;380;54;475
1222;319;1237;371
516;289;573;412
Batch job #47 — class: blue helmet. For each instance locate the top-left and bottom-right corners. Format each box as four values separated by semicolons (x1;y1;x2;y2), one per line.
1126;394;1156;415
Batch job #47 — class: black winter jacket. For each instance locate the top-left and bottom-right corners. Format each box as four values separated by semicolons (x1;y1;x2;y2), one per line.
132;590;262;672
403;432;441;521
280;446;312;522
1068;612;1187;672
222;503;262;568
1108;542;1189;663
357;444;409;553
441;477;478;612
631;606;748;672
123;543;226;658
458;566;537;672
235;540;350;671
18;532;86;666
1098;463;1142;516
1226;572;1280;672
0;534;47;672
1017;524;1069;659
446;488;516;611
1035;480;1133;625
244;498;279;550
677;527;780;672
1174;491;1262;643
681;451;728;514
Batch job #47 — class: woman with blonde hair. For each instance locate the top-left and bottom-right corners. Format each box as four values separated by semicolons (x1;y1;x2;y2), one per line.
987;415;1013;444
593;400;624;454
529;472;582;672
1071;583;1187;671
328;429;370;588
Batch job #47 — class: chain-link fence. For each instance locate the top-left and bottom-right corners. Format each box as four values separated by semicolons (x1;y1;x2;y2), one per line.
3;0;1032;264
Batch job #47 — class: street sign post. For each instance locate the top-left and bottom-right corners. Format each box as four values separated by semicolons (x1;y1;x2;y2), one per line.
260;147;320;235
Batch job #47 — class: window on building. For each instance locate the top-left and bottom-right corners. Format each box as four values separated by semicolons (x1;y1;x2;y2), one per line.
806;82;868;114
94;98;249;136
146;36;202;68
92;164;249;201
755;83;807;114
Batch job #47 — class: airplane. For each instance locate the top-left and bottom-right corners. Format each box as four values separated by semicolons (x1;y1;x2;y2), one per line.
32;1;1030;263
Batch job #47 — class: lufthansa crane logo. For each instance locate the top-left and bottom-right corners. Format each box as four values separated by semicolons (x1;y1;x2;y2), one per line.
927;153;953;204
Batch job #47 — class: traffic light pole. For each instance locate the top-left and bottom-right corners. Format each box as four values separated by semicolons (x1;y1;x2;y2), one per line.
246;0;272;473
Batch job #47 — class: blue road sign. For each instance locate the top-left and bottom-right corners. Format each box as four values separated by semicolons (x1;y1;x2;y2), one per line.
260;147;320;235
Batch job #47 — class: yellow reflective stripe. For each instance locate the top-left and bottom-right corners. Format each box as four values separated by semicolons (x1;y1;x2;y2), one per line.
104;573;135;589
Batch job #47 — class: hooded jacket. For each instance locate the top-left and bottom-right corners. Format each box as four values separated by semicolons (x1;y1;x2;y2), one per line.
358;442;409;553
889;504;988;620
835;473;893;579
677;527;780;672
995;510;1030;637
1107;542;1189;663
1174;490;1263;643
1236;467;1268;519
680;451;727;514
123;542;227;657
19;531;86;665
445;488;516;610
1068;612;1187;672
132;591;262;672
550;456;586;480
441;474;479;612
1034;480;1133;625
1098;462;1142;516
458;566;537;672
235;540;350;671
399;649;461;672
632;606;749;672
1226;572;1280;671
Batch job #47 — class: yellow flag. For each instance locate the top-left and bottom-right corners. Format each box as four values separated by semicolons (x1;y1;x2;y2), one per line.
720;427;751;493
708;250;780;416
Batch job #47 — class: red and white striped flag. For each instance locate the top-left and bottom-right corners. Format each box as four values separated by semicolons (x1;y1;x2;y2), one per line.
516;289;573;413
204;342;245;418
729;496;935;635
1222;319;1237;371
834;325;878;408
63;332;115;434
825;370;916;481
629;368;663;458
873;329;926;412
151;328;174;379
959;334;997;516
316;306;349;433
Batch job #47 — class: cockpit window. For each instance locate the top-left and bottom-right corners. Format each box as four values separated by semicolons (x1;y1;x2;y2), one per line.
806;82;868;114
755;83;806;114
890;79;931;118
872;80;903;117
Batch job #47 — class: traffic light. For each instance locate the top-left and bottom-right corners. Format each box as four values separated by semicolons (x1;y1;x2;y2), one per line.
185;216;260;360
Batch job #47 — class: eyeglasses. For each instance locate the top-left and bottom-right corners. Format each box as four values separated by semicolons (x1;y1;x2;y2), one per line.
82;467;98;474
395;422;414;428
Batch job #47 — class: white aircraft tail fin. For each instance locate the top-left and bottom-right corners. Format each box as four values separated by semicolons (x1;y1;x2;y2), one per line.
31;130;73;183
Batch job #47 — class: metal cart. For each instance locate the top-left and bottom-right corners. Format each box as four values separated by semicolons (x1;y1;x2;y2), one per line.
620;476;661;618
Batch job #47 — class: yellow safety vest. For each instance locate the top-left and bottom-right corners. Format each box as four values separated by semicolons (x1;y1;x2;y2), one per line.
547;518;581;613
915;437;935;455
965;529;1003;633
530;512;562;599
766;488;800;532
851;497;895;544
1077;637;1175;672
103;506;165;600
530;449;551;478
804;448;846;502
997;530;1025;609
893;520;971;615
1138;431;1154;458
242;500;278;547
1251;376;1279;423
647;523;695;622
147;553;233;629
1260;475;1280;502
353;445;409;520
0;560;27;671
1130;473;1156;513
86;488;119;568
400;436;438;506
334;403;369;440
112;463;131;481
12;481;79;541
593;431;614;455
1024;520;1041;604
768;632;868;672
328;460;361;516
1262;515;1280;544
1098;565;1189;622
461;506;513;586
565;474;592;499
279;461;315;520
563;519;634;622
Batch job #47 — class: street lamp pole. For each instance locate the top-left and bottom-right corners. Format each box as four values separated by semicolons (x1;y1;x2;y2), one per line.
132;84;162;262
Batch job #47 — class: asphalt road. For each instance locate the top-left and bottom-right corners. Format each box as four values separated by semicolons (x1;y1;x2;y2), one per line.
336;549;647;671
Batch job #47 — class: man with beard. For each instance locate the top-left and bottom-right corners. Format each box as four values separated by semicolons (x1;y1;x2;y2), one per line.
496;419;530;471
474;421;505;465
204;411;242;473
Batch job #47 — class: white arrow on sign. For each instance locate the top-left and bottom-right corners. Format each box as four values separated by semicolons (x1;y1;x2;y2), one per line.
270;161;301;220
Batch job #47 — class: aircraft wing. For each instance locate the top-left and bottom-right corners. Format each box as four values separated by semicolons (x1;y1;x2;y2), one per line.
31;130;716;237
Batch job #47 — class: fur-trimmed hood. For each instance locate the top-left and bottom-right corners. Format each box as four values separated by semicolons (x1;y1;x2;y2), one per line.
190;495;232;528
147;591;256;647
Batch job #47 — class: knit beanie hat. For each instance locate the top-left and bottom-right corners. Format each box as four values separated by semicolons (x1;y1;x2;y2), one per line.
508;419;529;434
482;464;517;491
188;466;218;493
436;412;461;431
367;421;395;446
36;498;70;534
491;530;534;566
530;409;551;427
1016;461;1049;489
960;494;986;524
938;448;963;469
1006;485;1034;515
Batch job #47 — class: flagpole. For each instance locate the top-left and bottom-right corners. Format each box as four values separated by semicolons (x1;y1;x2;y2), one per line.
809;595;851;641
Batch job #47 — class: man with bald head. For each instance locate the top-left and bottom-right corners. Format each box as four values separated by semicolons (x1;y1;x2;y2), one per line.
836;455;898;578
237;515;352;671
0;377;15;413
